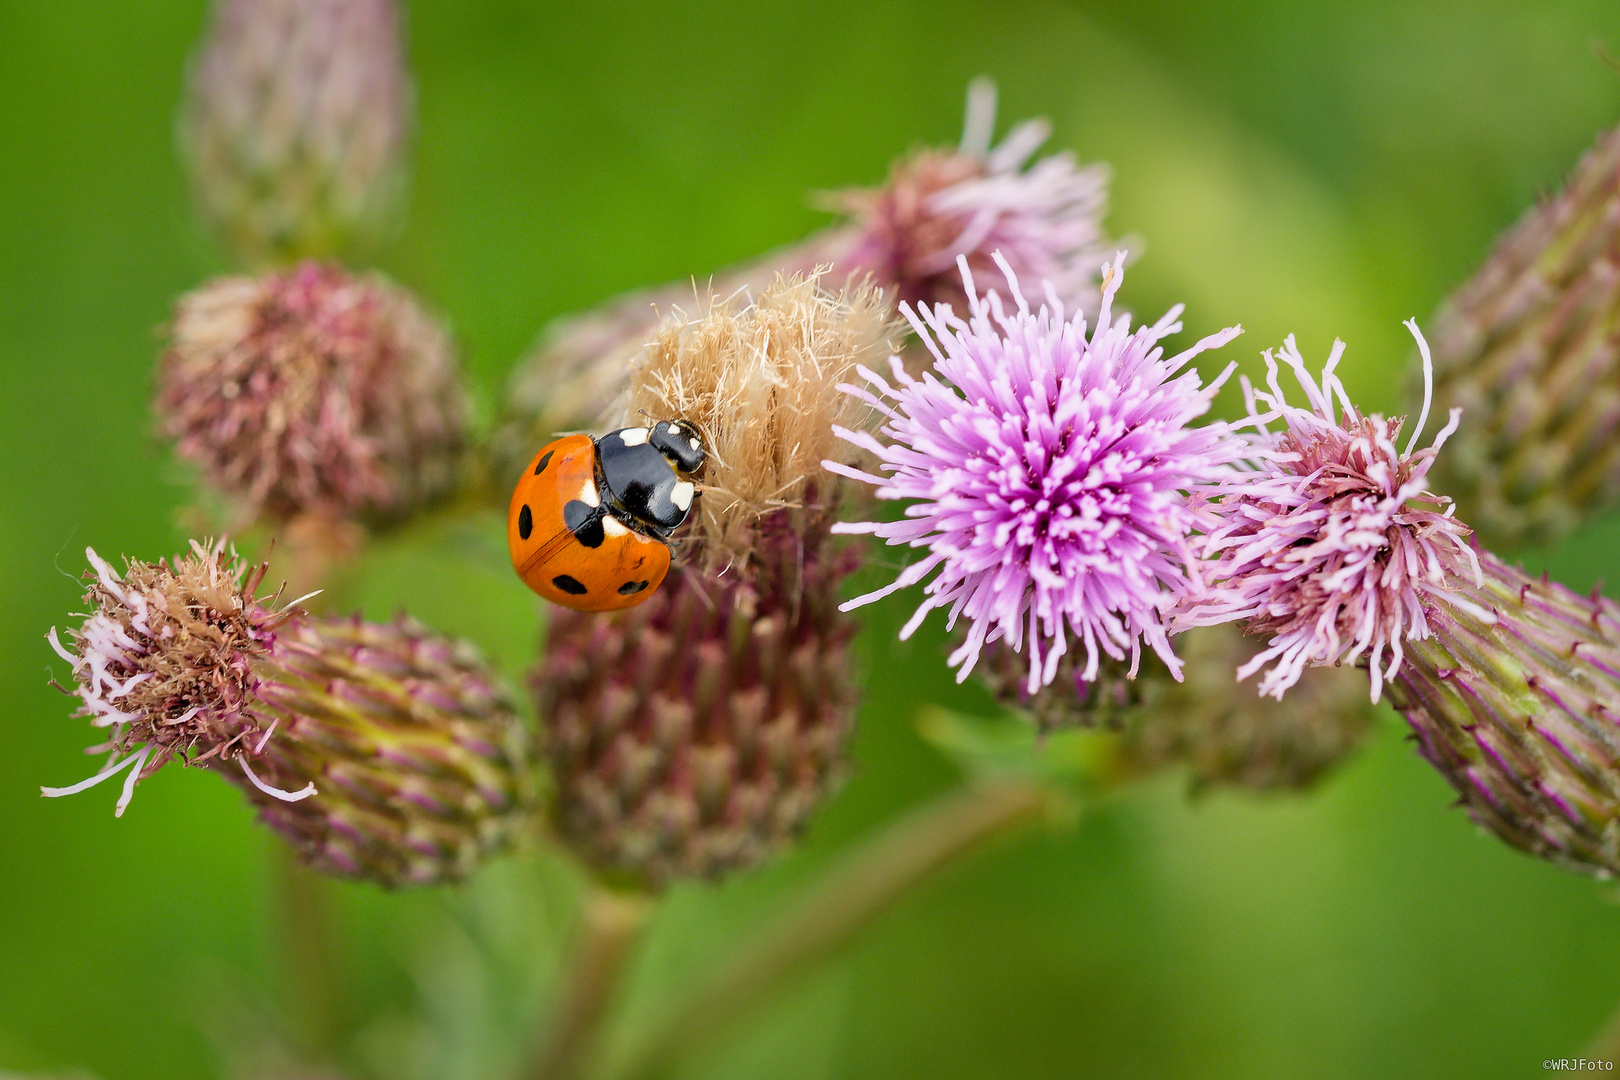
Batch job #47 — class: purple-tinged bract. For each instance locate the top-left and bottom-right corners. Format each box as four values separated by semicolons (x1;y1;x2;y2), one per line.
1176;324;1479;701
827;253;1252;691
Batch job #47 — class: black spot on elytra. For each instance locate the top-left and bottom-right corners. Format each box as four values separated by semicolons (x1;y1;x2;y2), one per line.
533;450;554;475
563;499;605;548
618;579;650;596
517;504;533;540
552;574;588;595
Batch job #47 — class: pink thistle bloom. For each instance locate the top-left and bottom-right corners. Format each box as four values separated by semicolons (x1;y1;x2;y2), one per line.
831;79;1112;314
826;252;1254;691
1176;323;1481;701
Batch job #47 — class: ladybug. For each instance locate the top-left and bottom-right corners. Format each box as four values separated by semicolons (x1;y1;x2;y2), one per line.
508;419;706;611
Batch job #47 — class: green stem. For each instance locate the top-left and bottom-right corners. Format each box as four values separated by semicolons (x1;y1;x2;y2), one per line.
603;777;1052;1080
273;847;347;1059
529;885;653;1080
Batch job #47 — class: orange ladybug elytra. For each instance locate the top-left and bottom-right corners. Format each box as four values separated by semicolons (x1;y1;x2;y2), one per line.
508;420;706;611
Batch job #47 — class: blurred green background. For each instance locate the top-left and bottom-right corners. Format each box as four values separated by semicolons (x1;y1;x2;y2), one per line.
6;1;1620;1077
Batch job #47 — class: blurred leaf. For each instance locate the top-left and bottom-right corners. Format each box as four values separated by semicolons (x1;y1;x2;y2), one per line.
915;704;1119;797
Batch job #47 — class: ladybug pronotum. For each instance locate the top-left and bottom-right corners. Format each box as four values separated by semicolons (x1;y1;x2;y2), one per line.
508;419;706;611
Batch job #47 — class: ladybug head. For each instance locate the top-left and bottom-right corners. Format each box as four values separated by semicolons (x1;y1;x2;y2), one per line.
649;419;706;474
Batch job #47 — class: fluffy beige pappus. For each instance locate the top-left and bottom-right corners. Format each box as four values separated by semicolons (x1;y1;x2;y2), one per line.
615;271;901;571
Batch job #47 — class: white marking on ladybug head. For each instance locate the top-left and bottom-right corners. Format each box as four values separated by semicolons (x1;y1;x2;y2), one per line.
578;478;600;507
619;427;650;447
602;515;629;537
688;437;701;450
670;481;694;512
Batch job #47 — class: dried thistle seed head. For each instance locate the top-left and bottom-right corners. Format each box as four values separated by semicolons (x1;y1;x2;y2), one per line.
824;78;1113;314
1421;123;1620;548
490;230;858;484
239;614;535;887
534;508;858;884
1393;551;1620;877
181;0;412;265
44;543;535;886
156;262;466;525
615;273;901;573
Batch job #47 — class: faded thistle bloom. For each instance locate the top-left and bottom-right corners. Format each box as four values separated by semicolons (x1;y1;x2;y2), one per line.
1421;122;1620;548
530;274;899;882
829;253;1254;692
980;625;1377;792
1176;326;1475;702
156;262;466;527
181;0;412;265
1180;326;1620;876
44;542;532;887
490;79;1112;481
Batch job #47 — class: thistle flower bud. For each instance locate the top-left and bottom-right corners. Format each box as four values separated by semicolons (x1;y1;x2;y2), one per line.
1392;551;1620;877
983;626;1375;791
1421;123;1620;548
156;262;466;526
181;0;412;265
534;510;857;882
491;80;1110;478
44;542;532;887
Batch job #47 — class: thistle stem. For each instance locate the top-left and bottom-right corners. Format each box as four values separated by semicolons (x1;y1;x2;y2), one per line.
273;847;347;1059
529;885;653;1080
601;777;1051;1080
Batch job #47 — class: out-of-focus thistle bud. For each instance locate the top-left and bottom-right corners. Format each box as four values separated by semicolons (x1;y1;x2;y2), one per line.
822;77;1111;314
536;511;858;882
156;262;466;528
180;0;412;265
529;274;900;883
1393;552;1620;877
1421;123;1620;549
44;541;533;887
490;79;1111;486
980;626;1377;791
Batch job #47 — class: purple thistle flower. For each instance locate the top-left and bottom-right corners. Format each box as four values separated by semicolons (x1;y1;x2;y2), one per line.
1175;324;1480;701
829;78;1112;314
826;252;1254;691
